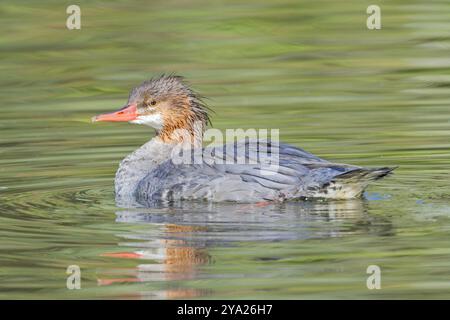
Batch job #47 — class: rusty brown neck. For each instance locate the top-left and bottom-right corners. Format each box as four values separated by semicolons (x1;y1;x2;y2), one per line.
157;119;205;148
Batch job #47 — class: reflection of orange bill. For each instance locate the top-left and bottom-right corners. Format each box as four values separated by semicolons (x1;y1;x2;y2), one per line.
97;278;139;286
101;252;143;259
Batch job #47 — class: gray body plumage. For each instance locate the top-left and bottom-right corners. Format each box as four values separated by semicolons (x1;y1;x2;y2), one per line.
114;137;394;207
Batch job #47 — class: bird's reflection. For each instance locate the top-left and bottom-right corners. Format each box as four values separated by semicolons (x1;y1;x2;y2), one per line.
97;199;393;299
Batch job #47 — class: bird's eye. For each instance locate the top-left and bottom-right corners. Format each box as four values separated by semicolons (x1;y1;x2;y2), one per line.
150;100;156;106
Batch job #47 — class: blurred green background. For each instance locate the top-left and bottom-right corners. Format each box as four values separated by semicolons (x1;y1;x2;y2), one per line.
0;0;449;299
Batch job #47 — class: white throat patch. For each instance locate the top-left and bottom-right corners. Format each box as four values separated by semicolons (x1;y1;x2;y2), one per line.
130;113;164;130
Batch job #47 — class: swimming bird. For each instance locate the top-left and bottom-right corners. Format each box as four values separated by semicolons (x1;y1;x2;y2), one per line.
93;75;395;206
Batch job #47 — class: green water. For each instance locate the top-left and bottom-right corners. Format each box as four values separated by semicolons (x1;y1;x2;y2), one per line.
1;0;450;299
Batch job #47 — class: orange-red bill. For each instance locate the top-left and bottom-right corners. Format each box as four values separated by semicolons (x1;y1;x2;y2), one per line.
92;104;137;122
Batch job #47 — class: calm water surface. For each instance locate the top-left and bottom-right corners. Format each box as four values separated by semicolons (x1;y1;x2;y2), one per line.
1;0;450;299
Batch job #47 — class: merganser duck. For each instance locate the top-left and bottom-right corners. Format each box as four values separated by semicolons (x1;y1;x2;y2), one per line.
93;75;395;206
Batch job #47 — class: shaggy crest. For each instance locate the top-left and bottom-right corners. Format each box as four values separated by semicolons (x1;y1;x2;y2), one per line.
128;75;211;144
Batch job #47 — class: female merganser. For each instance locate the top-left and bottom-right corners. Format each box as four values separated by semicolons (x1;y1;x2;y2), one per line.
93;75;395;205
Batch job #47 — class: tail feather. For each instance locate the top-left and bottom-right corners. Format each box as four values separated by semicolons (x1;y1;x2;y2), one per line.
333;166;397;183
312;166;397;199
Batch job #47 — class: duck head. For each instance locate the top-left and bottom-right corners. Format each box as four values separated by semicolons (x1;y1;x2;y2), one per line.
93;75;210;144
